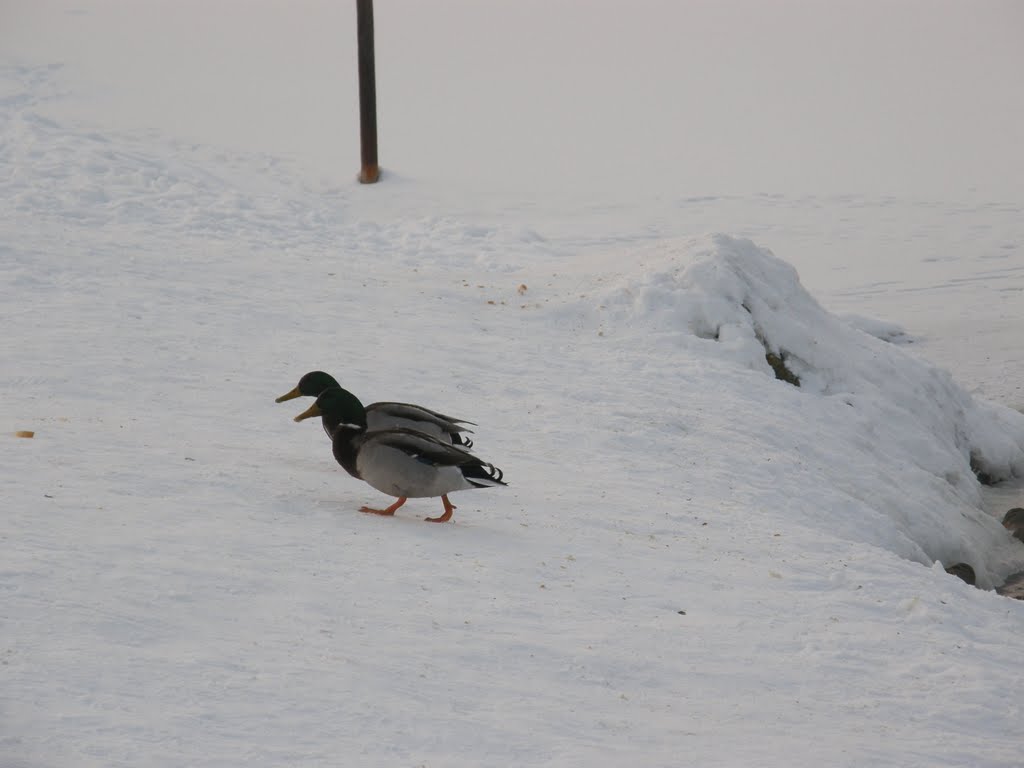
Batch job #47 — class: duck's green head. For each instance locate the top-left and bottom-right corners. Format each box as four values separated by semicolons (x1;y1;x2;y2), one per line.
275;371;341;403
293;386;368;429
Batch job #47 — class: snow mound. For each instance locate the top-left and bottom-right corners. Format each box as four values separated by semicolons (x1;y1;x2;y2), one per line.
589;234;1024;586
839;313;917;346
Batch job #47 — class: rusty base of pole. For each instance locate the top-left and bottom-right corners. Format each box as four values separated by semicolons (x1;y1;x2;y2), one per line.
359;165;380;184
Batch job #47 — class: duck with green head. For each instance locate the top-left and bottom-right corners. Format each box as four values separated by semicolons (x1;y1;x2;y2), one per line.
293;386;506;523
276;370;474;447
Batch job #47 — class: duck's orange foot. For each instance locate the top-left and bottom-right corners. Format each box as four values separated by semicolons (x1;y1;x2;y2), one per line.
425;495;456;523
360;497;407;516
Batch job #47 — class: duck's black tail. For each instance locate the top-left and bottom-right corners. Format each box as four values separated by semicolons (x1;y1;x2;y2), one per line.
464;461;507;488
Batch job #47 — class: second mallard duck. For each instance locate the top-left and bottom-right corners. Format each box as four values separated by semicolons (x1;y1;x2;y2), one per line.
276;370;474;448
293;387;506;523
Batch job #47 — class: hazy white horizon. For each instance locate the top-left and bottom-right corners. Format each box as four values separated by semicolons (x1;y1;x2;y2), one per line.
4;0;1023;199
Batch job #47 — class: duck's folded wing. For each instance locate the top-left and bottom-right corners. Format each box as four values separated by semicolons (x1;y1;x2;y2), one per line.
369;402;476;429
366;428;478;466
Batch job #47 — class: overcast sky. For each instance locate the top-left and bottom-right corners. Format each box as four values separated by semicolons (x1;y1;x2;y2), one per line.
4;0;1023;198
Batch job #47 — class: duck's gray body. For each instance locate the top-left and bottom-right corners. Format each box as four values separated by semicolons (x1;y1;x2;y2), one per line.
335;427;504;498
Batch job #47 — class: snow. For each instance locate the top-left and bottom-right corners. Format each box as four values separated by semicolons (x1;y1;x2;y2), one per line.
4;2;1024;767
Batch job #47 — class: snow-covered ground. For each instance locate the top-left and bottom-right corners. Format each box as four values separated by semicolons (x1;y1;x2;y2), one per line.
4;2;1024;766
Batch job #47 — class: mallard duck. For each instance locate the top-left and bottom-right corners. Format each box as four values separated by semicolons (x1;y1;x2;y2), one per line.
275;370;474;447
293;387;506;523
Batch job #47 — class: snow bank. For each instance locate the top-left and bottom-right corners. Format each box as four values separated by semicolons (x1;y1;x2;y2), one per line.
582;234;1024;587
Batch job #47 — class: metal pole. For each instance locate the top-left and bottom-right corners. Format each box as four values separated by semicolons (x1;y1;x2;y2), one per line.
357;0;380;183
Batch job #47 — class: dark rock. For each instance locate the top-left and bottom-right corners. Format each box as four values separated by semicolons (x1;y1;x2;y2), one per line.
749;318;801;387
945;563;976;586
996;571;1024;600
969;456;997;486
765;351;800;387
1002;508;1024;542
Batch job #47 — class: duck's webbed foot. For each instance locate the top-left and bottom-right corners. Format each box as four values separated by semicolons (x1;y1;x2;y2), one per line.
425;495;456;523
360;497;407;516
